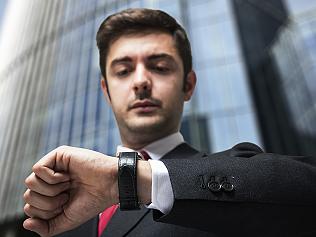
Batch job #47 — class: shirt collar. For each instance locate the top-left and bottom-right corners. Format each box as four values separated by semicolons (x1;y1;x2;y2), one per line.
116;132;184;160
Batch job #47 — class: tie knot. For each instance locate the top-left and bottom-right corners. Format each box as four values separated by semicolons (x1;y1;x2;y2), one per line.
140;150;150;161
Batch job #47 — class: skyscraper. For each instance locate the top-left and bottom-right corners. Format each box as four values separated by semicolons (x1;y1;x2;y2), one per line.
233;0;316;155
0;0;8;31
271;0;316;155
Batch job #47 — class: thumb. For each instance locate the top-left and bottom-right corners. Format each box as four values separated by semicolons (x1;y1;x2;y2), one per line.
23;214;78;237
33;147;70;184
23;218;50;237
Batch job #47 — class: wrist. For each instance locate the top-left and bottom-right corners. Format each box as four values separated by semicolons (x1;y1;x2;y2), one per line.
109;157;119;205
137;160;152;204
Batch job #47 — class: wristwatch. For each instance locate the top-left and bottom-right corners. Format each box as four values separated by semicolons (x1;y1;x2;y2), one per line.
117;152;141;210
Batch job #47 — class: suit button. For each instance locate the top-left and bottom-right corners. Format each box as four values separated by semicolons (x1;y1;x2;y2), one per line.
221;181;234;192
207;180;221;192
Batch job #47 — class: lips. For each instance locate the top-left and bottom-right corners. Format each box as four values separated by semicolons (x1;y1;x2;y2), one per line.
129;99;161;113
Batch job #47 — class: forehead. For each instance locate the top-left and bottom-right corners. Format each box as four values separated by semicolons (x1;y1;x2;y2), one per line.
106;32;181;63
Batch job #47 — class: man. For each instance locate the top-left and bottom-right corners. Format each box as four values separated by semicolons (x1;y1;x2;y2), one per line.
23;8;316;237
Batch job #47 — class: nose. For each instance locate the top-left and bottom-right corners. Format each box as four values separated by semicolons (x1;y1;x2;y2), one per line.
132;64;152;94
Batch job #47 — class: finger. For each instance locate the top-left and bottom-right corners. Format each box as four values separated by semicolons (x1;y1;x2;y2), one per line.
35;146;71;171
25;172;70;196
34;147;64;170
32;166;69;185
24;203;63;220
23;189;69;211
23;217;49;237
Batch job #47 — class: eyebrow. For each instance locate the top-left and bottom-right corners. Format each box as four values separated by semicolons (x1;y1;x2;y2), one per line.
110;53;176;68
110;56;132;68
147;53;175;62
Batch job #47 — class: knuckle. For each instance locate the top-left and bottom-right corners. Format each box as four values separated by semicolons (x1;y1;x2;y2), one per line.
23;204;30;214
32;164;41;174
24;204;35;218
23;190;30;202
58;145;68;151
25;177;34;188
24;178;30;187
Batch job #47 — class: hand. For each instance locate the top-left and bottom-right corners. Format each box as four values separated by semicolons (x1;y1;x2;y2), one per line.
23;146;119;236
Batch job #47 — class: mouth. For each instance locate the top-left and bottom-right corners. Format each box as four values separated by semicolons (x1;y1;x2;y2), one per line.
129;99;161;113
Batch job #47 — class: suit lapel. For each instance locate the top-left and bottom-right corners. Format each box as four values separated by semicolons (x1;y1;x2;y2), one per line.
161;143;200;160
102;143;200;236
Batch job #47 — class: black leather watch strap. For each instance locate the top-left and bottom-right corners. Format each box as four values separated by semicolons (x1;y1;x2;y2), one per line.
118;152;141;210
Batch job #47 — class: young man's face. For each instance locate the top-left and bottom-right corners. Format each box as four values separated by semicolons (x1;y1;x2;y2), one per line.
101;32;195;147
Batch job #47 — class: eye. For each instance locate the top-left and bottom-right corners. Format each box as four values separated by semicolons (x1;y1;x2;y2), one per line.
116;68;130;77
153;66;170;74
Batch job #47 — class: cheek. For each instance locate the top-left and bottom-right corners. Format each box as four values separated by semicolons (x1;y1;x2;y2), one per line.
155;88;184;114
108;94;127;115
108;81;132;104
110;79;131;92
155;79;184;100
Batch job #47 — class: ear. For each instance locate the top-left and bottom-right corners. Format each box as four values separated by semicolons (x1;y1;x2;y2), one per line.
184;70;197;101
101;77;112;105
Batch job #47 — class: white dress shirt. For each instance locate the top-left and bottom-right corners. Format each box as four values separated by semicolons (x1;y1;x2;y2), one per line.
117;132;184;214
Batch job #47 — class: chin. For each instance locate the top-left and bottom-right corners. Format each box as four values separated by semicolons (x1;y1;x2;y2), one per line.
127;117;167;134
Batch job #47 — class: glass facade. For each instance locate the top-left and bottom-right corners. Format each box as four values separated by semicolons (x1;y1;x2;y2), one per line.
232;0;316;156
6;0;316;234
185;0;261;152
271;0;316;154
0;0;7;33
0;1;66;226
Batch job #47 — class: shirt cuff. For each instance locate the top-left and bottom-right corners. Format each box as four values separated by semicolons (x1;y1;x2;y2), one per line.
145;159;174;214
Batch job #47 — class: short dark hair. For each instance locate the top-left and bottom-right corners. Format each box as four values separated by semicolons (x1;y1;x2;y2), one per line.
96;8;192;88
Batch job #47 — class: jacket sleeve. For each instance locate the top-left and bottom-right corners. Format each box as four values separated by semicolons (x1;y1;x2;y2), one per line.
154;142;316;237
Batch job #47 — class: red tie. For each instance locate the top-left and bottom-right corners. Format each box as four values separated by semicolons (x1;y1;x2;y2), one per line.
98;150;150;236
140;150;150;161
98;204;118;237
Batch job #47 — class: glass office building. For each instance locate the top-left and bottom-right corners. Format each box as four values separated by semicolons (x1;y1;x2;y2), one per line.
271;0;316;155
0;0;315;236
232;0;316;155
0;0;8;31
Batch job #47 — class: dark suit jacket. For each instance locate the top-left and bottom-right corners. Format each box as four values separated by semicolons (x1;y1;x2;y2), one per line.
57;143;316;237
